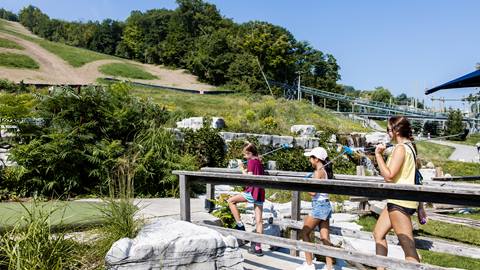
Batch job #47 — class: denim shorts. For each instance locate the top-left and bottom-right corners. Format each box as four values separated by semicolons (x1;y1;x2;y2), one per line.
311;200;332;220
242;192;264;206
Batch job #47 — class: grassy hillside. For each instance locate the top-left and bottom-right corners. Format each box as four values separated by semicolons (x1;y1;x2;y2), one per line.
35;38;113;67
0;37;23;49
132;86;370;134
0;52;38;69
416;141;479;177
0;19;115;67
99;63;158;80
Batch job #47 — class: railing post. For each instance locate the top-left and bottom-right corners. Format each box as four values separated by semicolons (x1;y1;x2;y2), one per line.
180;174;191;222
290;190;301;256
205;183;215;213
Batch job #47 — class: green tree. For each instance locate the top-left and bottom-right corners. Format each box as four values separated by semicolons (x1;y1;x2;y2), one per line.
370;87;393;104
0;8;18;21
444;109;465;141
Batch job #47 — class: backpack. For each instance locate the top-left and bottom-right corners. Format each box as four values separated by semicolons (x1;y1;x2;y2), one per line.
404;143;423;185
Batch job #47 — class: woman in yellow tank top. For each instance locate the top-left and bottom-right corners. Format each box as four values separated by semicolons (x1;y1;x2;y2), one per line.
373;116;427;270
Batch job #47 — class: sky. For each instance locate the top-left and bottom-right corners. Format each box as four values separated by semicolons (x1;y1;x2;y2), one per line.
2;0;479;109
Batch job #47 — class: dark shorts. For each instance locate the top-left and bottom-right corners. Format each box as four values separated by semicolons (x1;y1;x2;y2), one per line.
387;203;416;216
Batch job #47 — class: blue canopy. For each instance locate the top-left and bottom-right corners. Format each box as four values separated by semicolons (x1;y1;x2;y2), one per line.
425;69;480;95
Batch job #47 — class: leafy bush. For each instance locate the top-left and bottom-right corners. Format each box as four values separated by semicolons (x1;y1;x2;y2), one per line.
182;123;226;168
5;83;179;197
260;116;278;131
211;194;244;228
133;124;199;197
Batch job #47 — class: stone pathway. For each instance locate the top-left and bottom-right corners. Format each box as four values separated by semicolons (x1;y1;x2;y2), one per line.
428;139;480;163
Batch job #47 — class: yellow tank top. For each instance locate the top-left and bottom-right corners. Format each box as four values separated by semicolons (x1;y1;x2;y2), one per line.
386;143;419;209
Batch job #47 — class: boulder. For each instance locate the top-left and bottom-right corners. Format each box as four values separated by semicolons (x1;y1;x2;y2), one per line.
105;218;243;270
291;125;316;137
271;135;294;147
365;132;390;145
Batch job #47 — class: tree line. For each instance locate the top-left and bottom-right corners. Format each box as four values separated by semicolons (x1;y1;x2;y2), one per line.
15;1;340;94
0;8;17;21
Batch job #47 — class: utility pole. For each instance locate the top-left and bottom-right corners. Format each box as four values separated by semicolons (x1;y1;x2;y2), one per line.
297;72;301;100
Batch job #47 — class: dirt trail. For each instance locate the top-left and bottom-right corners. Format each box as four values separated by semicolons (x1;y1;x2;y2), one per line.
0;20;215;90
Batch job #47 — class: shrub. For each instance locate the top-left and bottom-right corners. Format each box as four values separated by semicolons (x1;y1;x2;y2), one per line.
211;194;244;228
182;123;226;168
260;116;278;131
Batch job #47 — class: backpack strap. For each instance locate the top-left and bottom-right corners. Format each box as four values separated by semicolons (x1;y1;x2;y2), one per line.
404;142;418;168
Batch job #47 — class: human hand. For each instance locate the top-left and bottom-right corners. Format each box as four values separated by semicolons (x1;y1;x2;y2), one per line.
418;205;428;225
375;143;386;155
236;159;244;169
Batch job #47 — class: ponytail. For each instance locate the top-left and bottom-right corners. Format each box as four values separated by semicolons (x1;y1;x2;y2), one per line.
321;158;334;179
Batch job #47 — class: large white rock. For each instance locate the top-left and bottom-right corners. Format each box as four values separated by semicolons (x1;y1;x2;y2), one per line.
176;117;225;130
291;125;316;137
365;132;390;145
105;218;243;270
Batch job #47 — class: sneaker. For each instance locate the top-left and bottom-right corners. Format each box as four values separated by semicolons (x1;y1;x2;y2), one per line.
248;244;263;256
234;224;245;231
296;262;316;270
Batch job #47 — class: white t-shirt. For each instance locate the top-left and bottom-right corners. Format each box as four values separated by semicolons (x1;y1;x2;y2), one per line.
312;169;329;202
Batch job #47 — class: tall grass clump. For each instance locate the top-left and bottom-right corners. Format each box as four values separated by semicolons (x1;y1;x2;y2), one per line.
96;150;142;256
0;200;78;270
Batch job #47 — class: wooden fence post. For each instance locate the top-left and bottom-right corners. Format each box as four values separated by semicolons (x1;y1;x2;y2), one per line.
205;183;215;213
290;190;301;256
180;175;191;222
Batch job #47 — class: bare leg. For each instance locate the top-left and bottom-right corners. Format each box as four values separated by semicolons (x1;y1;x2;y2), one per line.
301;216;320;265
254;204;263;234
319;220;333;270
389;210;420;263
254;204;264;250
227;194;247;223
373;207;392;270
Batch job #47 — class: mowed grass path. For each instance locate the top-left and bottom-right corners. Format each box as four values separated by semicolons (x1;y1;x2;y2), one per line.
0;52;39;69
100;63;158;80
356;214;480;269
0;37;23;49
132;87;370;134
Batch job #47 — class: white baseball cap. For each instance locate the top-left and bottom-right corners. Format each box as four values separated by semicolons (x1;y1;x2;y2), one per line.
304;147;328;161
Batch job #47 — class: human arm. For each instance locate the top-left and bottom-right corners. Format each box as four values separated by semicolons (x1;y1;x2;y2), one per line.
237;159;248;175
375;144;405;182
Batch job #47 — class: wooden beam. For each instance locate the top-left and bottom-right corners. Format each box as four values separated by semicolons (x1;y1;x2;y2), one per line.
173;171;480;206
274;218;480;259
200;224;455;270
425;212;480;229
432;176;480;181
179;175;190;222
200;167;479;189
205;183;215;212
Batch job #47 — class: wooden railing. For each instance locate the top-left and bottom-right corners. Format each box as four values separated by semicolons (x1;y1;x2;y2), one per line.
172;168;480;270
